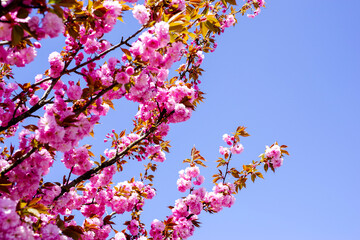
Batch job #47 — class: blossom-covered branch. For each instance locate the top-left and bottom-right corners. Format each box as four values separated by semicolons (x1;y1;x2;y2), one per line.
0;0;285;239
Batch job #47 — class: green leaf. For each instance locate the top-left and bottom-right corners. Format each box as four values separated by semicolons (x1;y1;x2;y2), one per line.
121;48;132;61
251;174;256;182
24;124;38;132
200;22;208;37
225;0;237;5
62;226;83;240
93;7;107;17
264;163;269;172
256;172;264;179
68;25;79;39
17;8;29;19
52;5;64;19
11;25;24;46
26;207;40;217
169;21;186;33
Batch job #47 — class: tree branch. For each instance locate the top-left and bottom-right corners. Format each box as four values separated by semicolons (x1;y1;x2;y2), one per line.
0;148;37;177
73;82;118;117
63;26;145;76
0;0;22;18
56;123;160;200
2;26;145;133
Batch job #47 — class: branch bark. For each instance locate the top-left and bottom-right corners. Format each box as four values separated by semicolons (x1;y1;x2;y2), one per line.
55;121;162;200
1;27;145;133
0;148;37;177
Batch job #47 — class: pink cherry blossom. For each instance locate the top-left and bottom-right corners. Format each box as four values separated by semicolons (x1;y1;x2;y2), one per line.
132;5;150;25
230;143;244;154
42;12;65;38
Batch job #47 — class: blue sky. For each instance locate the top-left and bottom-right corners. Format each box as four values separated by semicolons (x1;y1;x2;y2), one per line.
11;0;360;239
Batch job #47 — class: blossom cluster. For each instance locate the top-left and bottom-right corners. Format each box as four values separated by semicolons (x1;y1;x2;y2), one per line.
265;144;283;168
247;0;266;18
0;82;19;129
0;197;34;239
177;166;204;192
0;0;275;239
159;164;236;239
0;11;64;67
219;133;244;155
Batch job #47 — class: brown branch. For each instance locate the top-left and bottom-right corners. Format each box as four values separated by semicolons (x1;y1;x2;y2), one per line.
222;152;233;184
179;55;194;80
55;108;173;200
0;77;56;132
3;26;145;132
63;26;145;76
0;40;9;46
73;82;118;117
55;123;160;200
0;0;22;18
1;46;81;132
0;148;37;177
0;26;147;180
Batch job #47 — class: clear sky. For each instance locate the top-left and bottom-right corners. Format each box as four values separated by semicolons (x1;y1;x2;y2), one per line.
11;0;360;239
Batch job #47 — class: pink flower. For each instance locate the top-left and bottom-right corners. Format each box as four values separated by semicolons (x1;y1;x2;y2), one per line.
178;169;190;180
0;22;12;41
0;46;8;63
184;194;202;215
115;71;130;84
247;8;261;18
185;166;200;178
75;52;84;65
84;37;100;54
230;143;244;154
48;52;64;78
193;187;206;199
154;21;170;47
6;51;25;67
33;42;41;48
194;51;204;66
126;66;134;75
115;232;126;240
42;12;65;38
222;134;234;145
219;146;229;155
146;37;159;49
177;178;192;192
132;5;150;25
222;194;235;208
128;219;139;236
67;81;82;100
205;192;223;212
41;224;62;239
173;217;195;239
257;0;265;7
193;175;205;186
20;47;37;64
29;95;39;106
265;145;281;159
171;0;186;11
222;14;236;28
271;157;283;168
150;219;165;240
111;196;128;214
153;151;166;162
